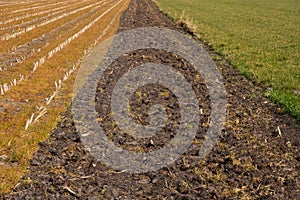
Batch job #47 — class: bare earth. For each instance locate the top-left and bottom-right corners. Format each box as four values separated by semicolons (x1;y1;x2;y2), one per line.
2;0;299;199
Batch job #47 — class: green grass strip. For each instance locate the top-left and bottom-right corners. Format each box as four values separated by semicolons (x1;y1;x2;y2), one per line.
155;0;300;120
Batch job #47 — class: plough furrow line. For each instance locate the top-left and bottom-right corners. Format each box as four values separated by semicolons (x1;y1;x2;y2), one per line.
24;0;128;130
0;0;84;28
0;0;121;96
1;0;105;40
1;0;108;71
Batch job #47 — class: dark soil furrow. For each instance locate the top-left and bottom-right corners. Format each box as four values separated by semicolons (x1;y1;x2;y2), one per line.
2;0;299;199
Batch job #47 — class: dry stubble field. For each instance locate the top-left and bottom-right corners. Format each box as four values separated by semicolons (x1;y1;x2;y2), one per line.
0;0;129;193
0;0;299;198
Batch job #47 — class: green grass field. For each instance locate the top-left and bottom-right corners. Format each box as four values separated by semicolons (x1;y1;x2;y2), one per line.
155;0;300;120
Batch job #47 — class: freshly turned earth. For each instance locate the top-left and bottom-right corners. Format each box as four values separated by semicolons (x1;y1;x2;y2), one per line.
2;0;299;199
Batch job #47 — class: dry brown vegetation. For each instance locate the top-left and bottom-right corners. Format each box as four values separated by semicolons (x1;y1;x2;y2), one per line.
0;0;129;193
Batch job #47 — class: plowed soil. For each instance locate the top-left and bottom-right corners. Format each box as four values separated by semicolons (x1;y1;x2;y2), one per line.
2;0;299;199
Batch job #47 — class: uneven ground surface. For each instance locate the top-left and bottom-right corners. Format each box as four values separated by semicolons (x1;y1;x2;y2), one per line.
2;0;300;199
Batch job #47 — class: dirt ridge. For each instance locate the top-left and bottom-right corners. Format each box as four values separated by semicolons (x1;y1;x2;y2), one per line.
2;0;299;199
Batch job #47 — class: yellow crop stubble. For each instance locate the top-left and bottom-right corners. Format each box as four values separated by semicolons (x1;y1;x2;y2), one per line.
0;0;129;194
